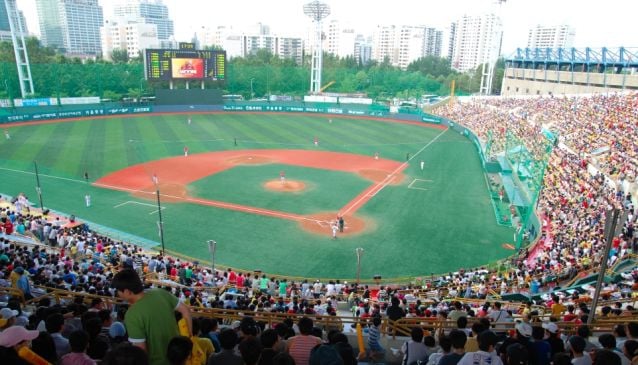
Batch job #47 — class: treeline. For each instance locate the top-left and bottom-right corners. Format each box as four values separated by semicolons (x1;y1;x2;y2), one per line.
0;37;503;101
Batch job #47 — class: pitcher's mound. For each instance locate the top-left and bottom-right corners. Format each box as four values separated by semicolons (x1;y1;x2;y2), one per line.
299;212;372;237
263;180;306;192
227;155;273;165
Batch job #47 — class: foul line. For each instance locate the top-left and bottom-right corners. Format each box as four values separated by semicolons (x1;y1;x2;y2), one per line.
93;182;330;225
0;166;85;184
340;128;449;216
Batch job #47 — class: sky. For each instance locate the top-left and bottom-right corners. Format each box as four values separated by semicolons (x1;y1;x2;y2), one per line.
15;0;638;55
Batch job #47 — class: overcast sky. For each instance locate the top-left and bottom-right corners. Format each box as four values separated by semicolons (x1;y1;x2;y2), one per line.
16;0;638;55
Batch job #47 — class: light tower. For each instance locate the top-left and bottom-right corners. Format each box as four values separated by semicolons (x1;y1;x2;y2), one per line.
479;0;506;95
3;0;34;97
303;0;330;94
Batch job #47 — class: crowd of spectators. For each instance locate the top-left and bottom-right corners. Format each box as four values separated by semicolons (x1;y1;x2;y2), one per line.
0;92;638;363
435;93;638;294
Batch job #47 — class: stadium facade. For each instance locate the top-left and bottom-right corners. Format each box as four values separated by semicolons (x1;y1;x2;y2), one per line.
502;47;638;96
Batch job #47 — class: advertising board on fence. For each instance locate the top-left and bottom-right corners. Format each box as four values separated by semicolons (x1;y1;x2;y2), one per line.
2;106;152;123
222;104;382;116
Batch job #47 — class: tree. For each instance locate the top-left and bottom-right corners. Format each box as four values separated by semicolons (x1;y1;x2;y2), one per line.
111;49;129;64
407;56;453;79
491;58;505;95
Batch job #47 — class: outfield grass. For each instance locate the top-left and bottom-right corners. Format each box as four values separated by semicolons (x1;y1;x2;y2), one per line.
0;113;514;279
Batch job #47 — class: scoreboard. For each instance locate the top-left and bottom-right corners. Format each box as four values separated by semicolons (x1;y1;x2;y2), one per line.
144;48;226;81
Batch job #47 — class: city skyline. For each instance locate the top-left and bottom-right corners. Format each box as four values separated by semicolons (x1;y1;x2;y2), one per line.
14;0;638;56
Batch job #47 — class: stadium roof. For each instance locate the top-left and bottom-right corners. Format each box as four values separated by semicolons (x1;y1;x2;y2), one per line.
506;47;638;68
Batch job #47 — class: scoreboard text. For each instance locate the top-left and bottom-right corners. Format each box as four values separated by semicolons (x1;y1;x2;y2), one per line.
144;49;226;81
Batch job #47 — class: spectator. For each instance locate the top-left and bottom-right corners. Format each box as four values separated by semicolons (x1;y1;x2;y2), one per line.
111;268;192;365
192;318;214;361
13;267;33;300
239;337;263;365
108;306;128;345
60;330;97;365
569;336;592;365
85;316;110;360
458;330;503;365
259;328;280;365
208;328;242;365
506;343;529;365
367;316;384;358
542;322;564;359
401;326;429;365
529;326;551;365
0;307;18;329
592;349;622;365
598;334;628;365
0;325;42;364
552;353;572;365
31;331;58;364
566;326;599;353
45;312;70;359
498;321;532;363
439;329;467;365
428;334;452;365
465;322;485;353
621;340;638;365
387;297;405;322
200;318;221;353
615;325;629;351
103;343;149;365
287;317;322;365
167;336;193;365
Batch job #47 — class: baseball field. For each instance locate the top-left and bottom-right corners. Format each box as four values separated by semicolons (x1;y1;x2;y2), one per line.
0;112;514;280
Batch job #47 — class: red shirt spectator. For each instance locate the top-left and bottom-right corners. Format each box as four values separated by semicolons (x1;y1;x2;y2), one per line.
3;219;14;235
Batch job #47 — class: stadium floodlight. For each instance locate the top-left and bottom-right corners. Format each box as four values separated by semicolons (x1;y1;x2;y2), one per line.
4;0;34;97
303;0;330;94
479;0;507;95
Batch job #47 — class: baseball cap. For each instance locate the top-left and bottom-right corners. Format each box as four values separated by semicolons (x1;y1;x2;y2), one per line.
109;323;126;338
515;322;533;337
0;326;39;347
0;307;18;320
542;322;559;333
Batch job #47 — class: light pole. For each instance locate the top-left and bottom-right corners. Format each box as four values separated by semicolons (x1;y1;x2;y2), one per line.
139;78;144;102
250;78;255;100
156;187;165;255
33;161;44;211
355;247;364;285
207;240;217;276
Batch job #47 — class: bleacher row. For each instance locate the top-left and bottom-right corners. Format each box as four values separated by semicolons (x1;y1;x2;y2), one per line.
1;93;638;364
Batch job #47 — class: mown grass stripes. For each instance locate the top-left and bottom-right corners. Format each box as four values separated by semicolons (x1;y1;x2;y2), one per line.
0;113;514;278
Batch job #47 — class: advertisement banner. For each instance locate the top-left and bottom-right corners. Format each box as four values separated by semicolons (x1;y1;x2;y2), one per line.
15;98;53;107
421;115;441;124
2;106;152;123
171;58;204;79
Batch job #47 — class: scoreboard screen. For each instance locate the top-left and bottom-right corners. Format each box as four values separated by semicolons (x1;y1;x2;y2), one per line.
144;49;226;81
